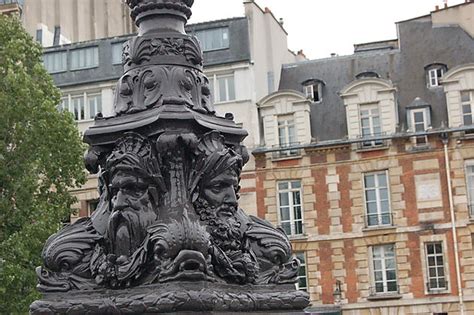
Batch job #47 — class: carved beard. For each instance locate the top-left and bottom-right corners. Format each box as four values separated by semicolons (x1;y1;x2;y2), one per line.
193;198;242;252
107;201;155;259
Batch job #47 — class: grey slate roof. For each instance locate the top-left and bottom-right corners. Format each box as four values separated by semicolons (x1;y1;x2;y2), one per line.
44;17;251;88
279;14;474;142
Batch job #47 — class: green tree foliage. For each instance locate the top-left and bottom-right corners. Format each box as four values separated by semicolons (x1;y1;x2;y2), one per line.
0;15;86;312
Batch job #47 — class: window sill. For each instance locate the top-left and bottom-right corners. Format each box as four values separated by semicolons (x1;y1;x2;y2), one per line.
426;289;449;295
70;65;100;72
362;225;397;232
367;293;402;301
356;144;389;153
288;234;308;241
271;154;302;162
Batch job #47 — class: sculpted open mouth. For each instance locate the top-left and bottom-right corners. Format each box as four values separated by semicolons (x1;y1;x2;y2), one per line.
108;210;135;258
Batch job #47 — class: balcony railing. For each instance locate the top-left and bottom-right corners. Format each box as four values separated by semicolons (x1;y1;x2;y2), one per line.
279;221;306;238
364;212;393;228
369;284;400;297
357;132;388;150
427;279;448;292
272;142;301;160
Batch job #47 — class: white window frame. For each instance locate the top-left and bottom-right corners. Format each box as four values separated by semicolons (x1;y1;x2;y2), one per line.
363;171;392;227
466;160;474;216
294;252;308;291
428;67;444;88
208;73;236;103
370;244;398;295
425;242;448;292
304;83;322;102
461;90;474;126
410;108;428;146
60;91;103;122
359;103;383;147
277;180;304;237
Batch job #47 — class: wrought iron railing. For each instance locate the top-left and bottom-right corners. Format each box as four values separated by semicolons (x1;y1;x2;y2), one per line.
279;221;306;238
427;280;448;292
369;284;400;296
357;132;387;150
364;212;393;228
272;142;301;159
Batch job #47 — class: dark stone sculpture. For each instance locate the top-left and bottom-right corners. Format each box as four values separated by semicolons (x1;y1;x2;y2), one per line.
30;0;310;313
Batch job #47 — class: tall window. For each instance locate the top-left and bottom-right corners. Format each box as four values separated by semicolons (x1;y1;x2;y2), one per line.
371;244;398;295
364;171;391;227
462;91;474;126
409;108;429;145
60;92;102;121
425;242;447;291
87;94;102;120
112;42;124;65
360;104;383;147
278;181;303;236
294;252;307;291
71;47;99;70
195;27;229;51
278;116;296;146
43;51;67;73
466;161;474;216
209;73;235;103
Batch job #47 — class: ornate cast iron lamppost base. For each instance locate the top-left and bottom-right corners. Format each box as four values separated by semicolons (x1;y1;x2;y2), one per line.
30;1;310;314
30;282;309;314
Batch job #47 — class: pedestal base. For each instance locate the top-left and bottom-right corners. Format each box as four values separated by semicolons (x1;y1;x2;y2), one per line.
30;282;310;314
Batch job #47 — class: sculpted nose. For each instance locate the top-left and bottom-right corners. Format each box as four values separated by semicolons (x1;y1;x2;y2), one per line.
112;190;127;211
223;188;237;205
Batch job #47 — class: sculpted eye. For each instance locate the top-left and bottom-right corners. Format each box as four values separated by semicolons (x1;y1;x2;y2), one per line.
120;83;132;96
201;85;210;96
144;76;156;89
181;78;193;91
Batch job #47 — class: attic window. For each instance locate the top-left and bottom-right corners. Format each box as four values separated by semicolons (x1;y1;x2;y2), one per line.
356;71;380;79
303;80;323;102
425;63;447;88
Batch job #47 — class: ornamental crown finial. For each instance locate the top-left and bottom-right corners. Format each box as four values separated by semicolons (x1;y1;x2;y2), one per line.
126;0;195;28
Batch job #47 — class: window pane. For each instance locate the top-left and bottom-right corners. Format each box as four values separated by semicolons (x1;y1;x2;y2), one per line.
112;42;123;64
71;47;99;70
280;207;290;221
279;193;289;206
365;175;375;188
461;91;471;103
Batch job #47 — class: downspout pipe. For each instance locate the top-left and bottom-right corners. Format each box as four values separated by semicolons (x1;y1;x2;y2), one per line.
441;132;464;315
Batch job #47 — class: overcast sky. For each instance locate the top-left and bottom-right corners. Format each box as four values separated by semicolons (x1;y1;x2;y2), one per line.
188;0;466;60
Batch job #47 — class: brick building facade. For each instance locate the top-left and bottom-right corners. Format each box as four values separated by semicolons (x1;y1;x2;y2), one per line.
254;2;474;314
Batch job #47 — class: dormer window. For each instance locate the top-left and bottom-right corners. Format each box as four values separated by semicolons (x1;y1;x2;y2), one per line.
425;63;447;88
356;71;380;79
303;79;324;102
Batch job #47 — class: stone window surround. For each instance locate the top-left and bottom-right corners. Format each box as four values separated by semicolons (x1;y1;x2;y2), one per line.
367;243;400;298
419;234;451;295
340;78;397;143
441;63;474;129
